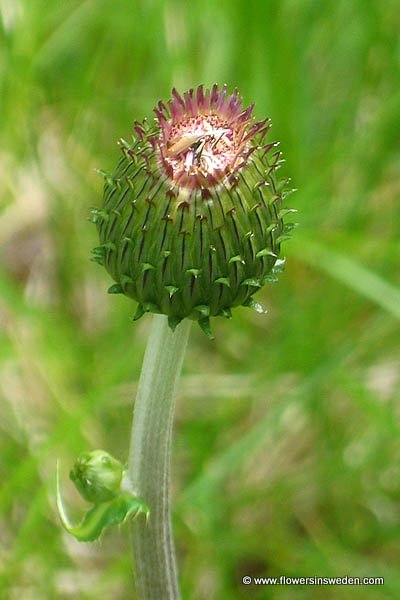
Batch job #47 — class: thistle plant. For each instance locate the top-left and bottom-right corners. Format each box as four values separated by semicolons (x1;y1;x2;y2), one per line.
58;85;295;600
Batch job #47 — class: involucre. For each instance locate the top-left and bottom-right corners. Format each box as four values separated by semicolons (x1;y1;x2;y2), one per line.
92;85;295;337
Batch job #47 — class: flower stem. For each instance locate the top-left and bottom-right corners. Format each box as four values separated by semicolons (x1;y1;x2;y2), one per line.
128;314;191;600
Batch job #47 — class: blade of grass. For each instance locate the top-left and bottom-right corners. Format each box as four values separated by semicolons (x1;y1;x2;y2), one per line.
293;238;400;321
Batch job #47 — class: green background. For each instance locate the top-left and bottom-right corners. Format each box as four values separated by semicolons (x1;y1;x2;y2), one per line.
1;1;399;598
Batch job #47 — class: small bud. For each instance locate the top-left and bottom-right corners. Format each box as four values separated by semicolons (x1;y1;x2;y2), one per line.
69;450;123;504
93;85;294;334
57;458;149;542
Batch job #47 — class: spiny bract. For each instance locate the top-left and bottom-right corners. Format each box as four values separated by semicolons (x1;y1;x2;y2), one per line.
91;85;296;337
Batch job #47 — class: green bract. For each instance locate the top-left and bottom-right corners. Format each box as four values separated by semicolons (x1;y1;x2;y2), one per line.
57;454;149;542
92;85;295;336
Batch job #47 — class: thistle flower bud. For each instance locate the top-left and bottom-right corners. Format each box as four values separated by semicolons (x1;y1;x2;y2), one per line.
70;450;123;504
92;85;295;336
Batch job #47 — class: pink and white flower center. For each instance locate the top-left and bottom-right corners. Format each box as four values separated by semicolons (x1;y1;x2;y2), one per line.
165;116;237;178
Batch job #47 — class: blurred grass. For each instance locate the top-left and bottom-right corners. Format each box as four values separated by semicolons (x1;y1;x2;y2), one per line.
1;0;400;598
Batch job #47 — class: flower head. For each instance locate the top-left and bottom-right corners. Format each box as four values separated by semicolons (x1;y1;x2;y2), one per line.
92;85;295;337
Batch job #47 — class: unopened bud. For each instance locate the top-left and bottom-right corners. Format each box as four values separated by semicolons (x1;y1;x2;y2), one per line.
69;450;123;504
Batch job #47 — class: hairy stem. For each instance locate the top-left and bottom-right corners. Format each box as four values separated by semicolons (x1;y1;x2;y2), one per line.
128;314;191;600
